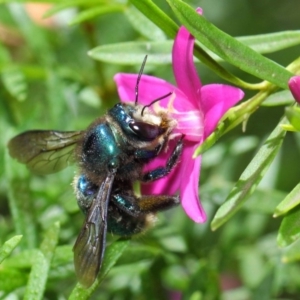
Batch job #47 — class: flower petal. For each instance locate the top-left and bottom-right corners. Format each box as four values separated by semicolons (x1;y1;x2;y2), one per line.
171;110;203;142
200;84;244;138
288;76;300;104
141;139;182;195
180;143;206;223
114;73;189;109
172;26;202;108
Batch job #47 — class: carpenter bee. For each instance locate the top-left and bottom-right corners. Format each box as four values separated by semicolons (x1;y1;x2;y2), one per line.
8;57;183;288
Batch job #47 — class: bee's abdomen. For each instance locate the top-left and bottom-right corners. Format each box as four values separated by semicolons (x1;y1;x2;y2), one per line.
107;203;149;236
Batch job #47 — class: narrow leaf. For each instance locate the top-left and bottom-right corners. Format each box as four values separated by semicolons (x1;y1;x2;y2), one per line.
117;245;161;265
1;249;38;269
52;246;77;266
211;118;287;230
285;106;300;131
274;183;300;217
6;150;38;249
69;5;125;25
129;0;178;38
167;0;293;89
0;269;27;293
24;222;60;300
23;251;47;300
280;124;298;132
281;238;300;263
89;41;172;65
1;65;27;101
69;238;130;300
278;207;300;247
0;235;23;264
239;30;300;54
89;31;300;66
125;5;166;41
43;0;104;18
261;90;294;107
198;31;300;65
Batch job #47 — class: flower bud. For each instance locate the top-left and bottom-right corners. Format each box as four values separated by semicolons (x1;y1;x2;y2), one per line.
288;76;300;103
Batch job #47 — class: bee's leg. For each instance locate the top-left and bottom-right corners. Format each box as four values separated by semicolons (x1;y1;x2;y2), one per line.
112;192;180;217
111;192;142;217
142;137;183;182
136;194;180;213
134;144;163;160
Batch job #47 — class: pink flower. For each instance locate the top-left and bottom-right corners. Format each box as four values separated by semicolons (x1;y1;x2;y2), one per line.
114;14;244;223
288;76;300;103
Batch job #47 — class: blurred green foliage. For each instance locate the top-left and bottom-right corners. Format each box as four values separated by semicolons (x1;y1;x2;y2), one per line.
1;0;300;299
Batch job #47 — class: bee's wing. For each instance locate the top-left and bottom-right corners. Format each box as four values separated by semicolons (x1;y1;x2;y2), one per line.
8;130;83;175
73;172;116;288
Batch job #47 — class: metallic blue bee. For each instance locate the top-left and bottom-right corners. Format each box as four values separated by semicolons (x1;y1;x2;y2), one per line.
8;58;183;287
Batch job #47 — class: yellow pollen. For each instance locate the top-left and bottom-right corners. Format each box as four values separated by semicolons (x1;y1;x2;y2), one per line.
153;92;177;114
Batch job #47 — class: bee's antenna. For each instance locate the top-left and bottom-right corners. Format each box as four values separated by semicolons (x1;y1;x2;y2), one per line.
141;92;173;116
135;55;148;105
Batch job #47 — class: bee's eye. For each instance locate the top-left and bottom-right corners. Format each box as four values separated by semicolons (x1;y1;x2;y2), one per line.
129;121;164;141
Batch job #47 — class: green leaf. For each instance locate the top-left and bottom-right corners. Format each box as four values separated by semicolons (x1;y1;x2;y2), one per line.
6;150;38;249
281;238;300;263
167;0;293;89
285;106;300;131
0;269;27;293
238;30;300;54
125;5;166;41
280;124;298;132
69;238;130;300
24;222;60;300
278;207;300;247
89;41;172;65
1;249;38;269
1;65;27;101
117;245;161;265
0;235;23;264
274;183;300;217
43;0;105;18
49;245;73;279
69;4;125;25
211;118;287;230
199;31;300;65
129;0;178;38
261;90;295;107
23;251;48;300
89;30;300;66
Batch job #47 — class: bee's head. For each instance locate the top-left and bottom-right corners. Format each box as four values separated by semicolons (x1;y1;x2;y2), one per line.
109;55;177;148
108;101;176;148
